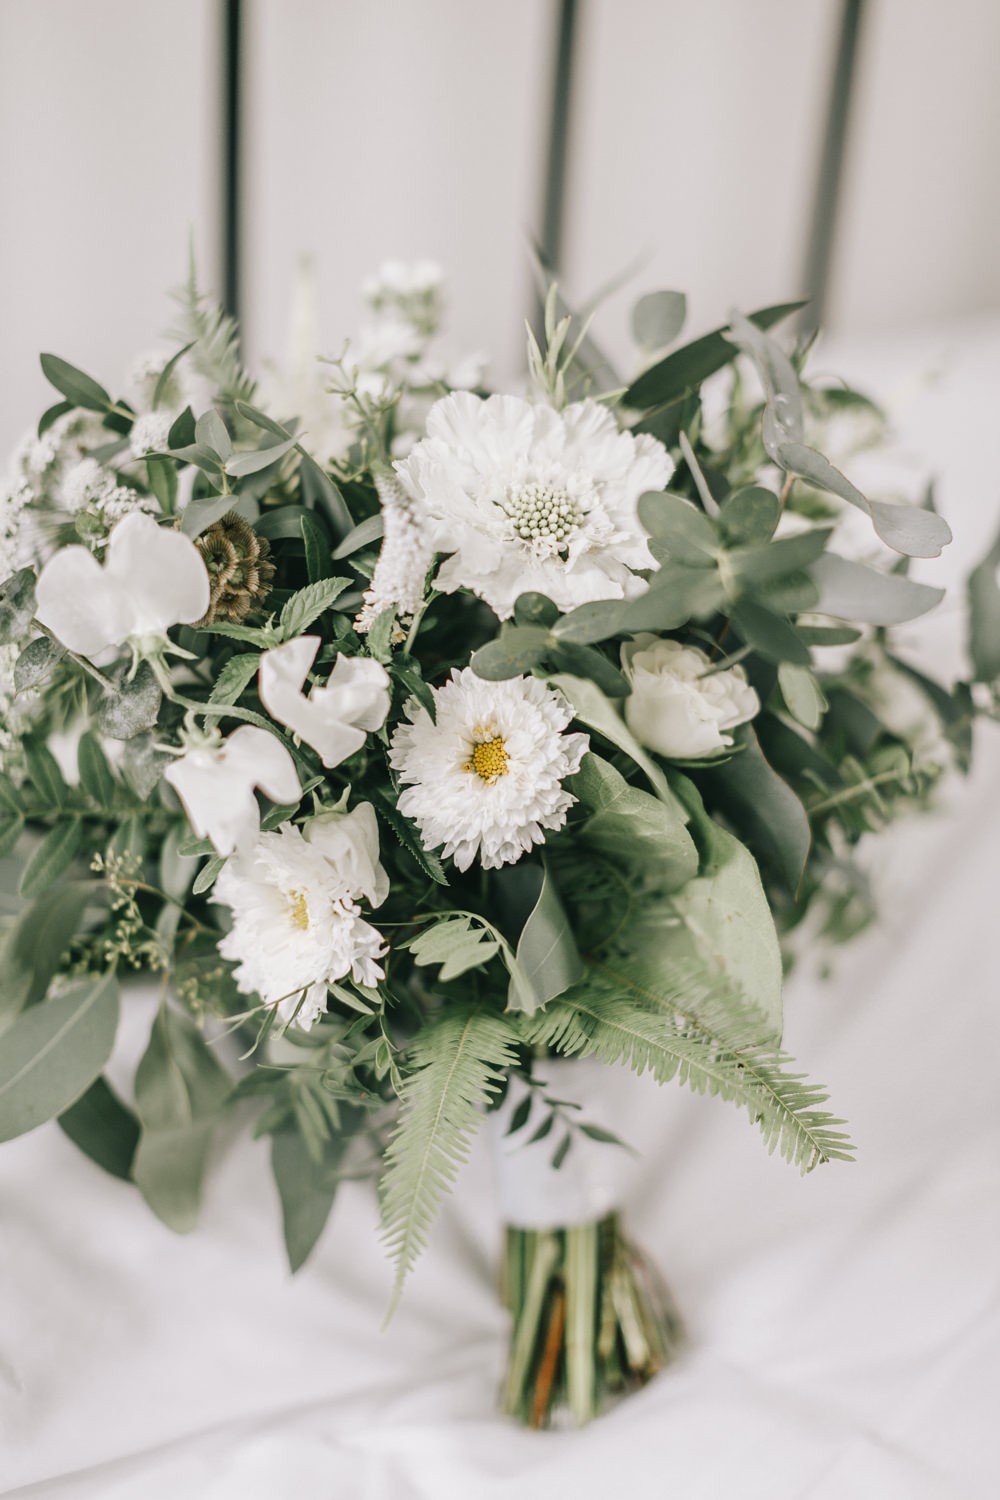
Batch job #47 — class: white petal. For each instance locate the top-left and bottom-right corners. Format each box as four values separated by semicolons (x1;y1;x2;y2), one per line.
34;545;130;657
321;655;391;733
223;726;301;806
164;753;261;856
105;512;210;635
259;637;387;769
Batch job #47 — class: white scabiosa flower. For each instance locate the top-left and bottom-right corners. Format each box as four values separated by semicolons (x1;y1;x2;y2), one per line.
395;391;673;620
213;806;389;1027
164;725;301;856
355;469;434;634
258;636;391;768
34;510;210;659
622;637;759;759
388;667;589;871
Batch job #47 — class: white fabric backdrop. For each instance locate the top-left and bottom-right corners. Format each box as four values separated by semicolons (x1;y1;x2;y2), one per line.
1;325;999;1497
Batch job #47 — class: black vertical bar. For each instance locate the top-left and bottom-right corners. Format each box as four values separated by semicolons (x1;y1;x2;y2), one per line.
222;0;243;324
800;0;867;333
534;0;580;330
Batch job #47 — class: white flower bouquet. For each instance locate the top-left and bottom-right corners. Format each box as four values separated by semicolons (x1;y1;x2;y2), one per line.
1;264;997;1428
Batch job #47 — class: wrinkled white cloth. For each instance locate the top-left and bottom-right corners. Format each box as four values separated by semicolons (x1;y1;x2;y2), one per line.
1;321;999;1497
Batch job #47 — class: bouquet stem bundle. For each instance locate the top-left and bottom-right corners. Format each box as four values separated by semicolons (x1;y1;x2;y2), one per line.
500;1214;683;1428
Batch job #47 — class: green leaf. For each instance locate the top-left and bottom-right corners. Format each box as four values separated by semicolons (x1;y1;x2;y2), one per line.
549;599;627;644
332;514;384;559
132;1002;231;1233
638;491;718;563
179;493;236;538
0;569;37;646
697;727;810;894
209;652;260;706
623;562;725;630
380;1008;518;1314
152;342;196;408
195;408;233;461
371;786;448;885
168;442;225;476
37;399;74;437
167;407;196;448
77;732;118;805
549;641;629;697
809;553;944;625
278;576;351;638
513;592;560;628
0;973;119;1142
192;854;226;895
967;522;1000;683
23;739;67;807
39;353;112;412
550;672;670;799
271;1122;355;1272
406;914;502;982
96;662;162;740
726;527;833;589
19;818;84;898
58;1075;140;1180
654;775;783;1037
300;510;332;583
624;300;805;410
519;966;852;1172
778;662;827;730
719;486;781;545
472;626;550;680
574;753;698;893
0;815;22;857
226;435;298;478
730;601;811;665
632;290;687;350
506;863;582;1014
0;880;96;1026
14;635;64;692
298;451;353;538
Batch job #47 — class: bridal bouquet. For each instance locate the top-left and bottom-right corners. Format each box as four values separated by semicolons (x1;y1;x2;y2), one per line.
1;263;996;1427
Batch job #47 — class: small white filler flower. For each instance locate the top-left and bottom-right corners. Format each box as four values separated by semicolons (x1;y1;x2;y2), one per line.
34;510;210;659
395;391;673;619
214;805;390;1028
164;725;301;856
354;469;434;634
622;636;759;759
389;667;589;871
258;635;391;768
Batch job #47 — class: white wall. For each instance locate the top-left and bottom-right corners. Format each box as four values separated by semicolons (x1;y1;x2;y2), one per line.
1;0;998;457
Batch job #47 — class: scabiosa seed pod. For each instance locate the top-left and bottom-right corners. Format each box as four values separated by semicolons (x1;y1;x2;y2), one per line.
194;511;276;626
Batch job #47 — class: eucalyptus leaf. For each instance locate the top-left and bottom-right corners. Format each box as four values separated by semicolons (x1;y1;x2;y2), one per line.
58;1075;140;1181
180;493;236;539
513;592;560;628
809;553;944;625
96;662;162;740
506;863;582;1014
0;973;119;1142
39;353;112;413
638;491;718;563
624;300;805;410
632;290;687;351
14;636;64;692
574;753;698;893
550;672;671;800
472;626;550;680
195;408;233;461
730;602;811;665
719;487;781;545
226;435;298;478
0;569;37;645
778;662;827;731
549;599;627;644
121;732;172;801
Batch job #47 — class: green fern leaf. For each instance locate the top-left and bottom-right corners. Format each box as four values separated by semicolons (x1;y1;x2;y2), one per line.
380;1007;518;1315
170;256;256;407
520;962;854;1174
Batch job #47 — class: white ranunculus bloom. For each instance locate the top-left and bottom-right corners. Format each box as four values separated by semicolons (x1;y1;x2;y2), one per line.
33;511;210;659
213;805;389;1027
388;667;589;871
395;391;673;620
258;636;391;769
164;726;301;856
622;636;759;759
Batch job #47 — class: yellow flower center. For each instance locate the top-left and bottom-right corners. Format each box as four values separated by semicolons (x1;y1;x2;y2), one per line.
289;890;310;930
467;735;509;783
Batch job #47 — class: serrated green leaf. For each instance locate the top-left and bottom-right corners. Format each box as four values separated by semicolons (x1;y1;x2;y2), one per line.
406;914;502;982
278;576;350;638
209;652;260;705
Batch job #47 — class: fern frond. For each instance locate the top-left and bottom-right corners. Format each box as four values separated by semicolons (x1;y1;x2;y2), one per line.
520;962;854;1174
170;253;256;406
379;1007;519;1315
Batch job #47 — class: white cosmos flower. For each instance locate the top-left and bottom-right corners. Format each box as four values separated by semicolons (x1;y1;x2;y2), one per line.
258;636;391;768
164;726;301;856
395;391;673;620
214;806;389;1028
34;511;210;659
622;636;759;759
389;667;589;871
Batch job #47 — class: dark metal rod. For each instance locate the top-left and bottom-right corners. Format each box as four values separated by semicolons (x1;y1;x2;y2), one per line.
800;0;867;333
222;0;243;323
534;0;580;327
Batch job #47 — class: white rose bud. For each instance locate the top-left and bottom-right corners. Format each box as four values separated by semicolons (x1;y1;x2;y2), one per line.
621;636;759;759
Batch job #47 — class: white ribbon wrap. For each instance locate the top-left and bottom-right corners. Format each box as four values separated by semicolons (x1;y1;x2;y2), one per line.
488;1057;638;1230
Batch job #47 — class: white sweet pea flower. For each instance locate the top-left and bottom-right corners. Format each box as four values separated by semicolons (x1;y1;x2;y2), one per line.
213;805;390;1028
622;636;759;760
164;725;301;856
258;636;391;769
34;511;210;659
